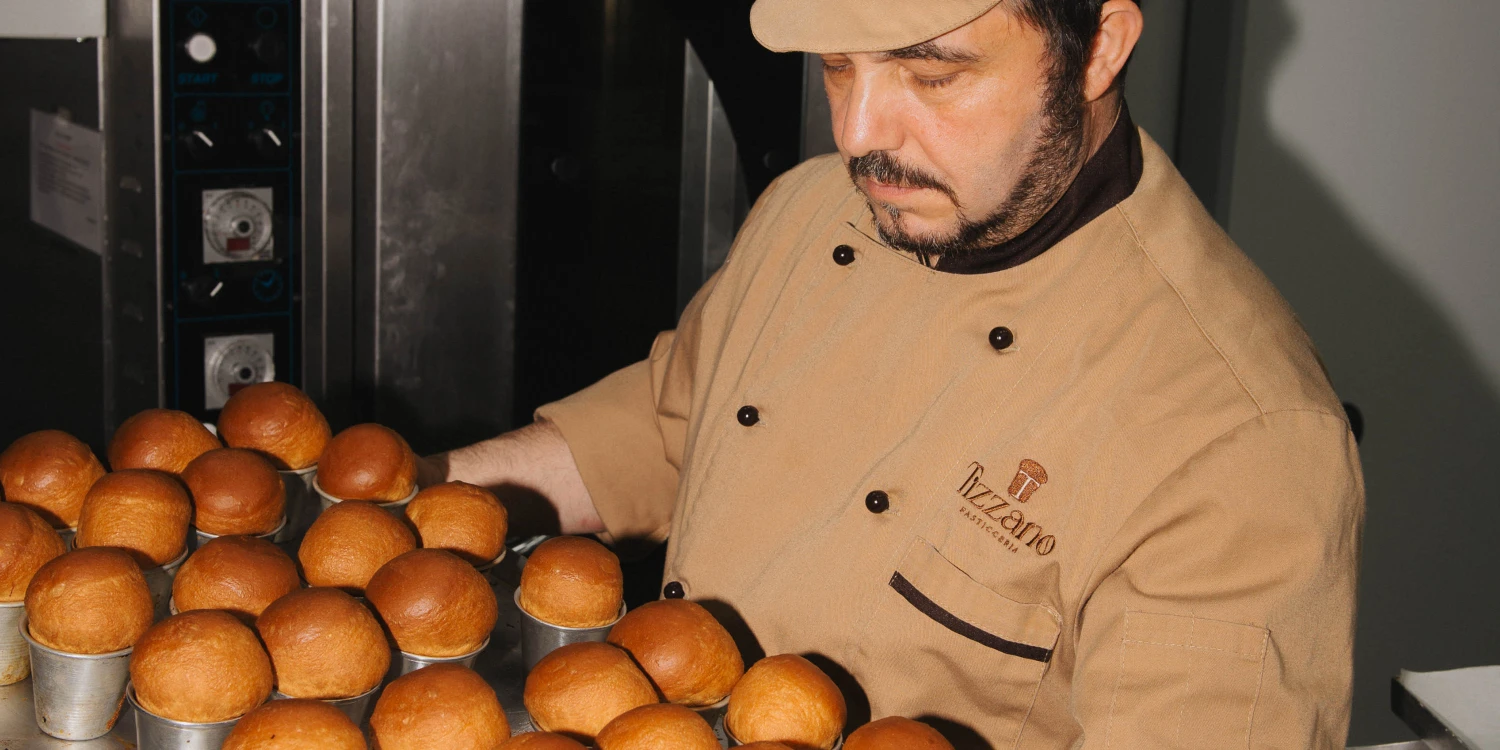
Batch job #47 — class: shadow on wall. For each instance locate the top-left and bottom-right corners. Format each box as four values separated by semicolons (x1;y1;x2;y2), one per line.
1225;0;1500;743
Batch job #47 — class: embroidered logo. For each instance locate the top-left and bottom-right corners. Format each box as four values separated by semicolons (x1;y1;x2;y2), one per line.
955;461;1056;556
1007;459;1048;503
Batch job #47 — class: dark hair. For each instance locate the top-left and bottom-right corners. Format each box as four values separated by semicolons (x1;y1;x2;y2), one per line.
1010;0;1140;95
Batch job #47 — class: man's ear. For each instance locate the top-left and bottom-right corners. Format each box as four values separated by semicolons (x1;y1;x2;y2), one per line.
1084;0;1144;102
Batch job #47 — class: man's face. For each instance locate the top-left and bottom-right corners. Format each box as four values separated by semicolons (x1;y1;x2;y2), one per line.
823;5;1085;255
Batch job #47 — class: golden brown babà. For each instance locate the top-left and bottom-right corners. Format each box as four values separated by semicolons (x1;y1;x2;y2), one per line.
216;382;331;471
129;610;274;723
0;503;66;602
518;536;623;628
403;481;508;564
75;469;191;568
523;642;659;742
256;587;390;699
845;717;954;750
107;409;220;474
369;663;510;750
24;547;152;654
365;549;497;657
171;536;299;620
497;733;590;750
595;703;721;750
181;448;286;536
0;429;105;528
726;655;846;750
297;499;415;592
737;744;796;750
222;698;366;750
606;599;744;707
316;424;416;501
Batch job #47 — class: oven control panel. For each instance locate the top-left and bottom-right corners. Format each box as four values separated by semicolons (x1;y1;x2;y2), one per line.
161;0;299;417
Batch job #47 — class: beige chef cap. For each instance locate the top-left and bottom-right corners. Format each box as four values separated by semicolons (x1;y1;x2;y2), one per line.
750;0;1006;54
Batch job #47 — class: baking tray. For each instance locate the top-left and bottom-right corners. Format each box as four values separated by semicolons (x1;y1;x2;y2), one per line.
0;548;537;747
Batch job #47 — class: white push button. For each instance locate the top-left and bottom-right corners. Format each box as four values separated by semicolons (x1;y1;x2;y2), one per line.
186;33;218;63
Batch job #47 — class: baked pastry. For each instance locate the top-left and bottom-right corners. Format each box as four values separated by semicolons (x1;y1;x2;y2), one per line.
523;642;659;742
518;536;623;628
365;549;498;657
217;382;331;471
24;547;152;654
0;503;66;602
108;409;220;474
726;655;846;750
181;448;286;536
404;481;508;564
0;429;105;528
595;704;721;750
606;599;744;706
171;536;299;620
222;698;365;750
369;664;510;750
256;587;391;699
497;733;589;750
75;469;192;567
129;610;274;723
845;717;954;750
317;424;416;501
297;500;415;592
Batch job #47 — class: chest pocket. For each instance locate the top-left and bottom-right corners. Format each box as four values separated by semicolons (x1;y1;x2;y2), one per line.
856;539;1060;749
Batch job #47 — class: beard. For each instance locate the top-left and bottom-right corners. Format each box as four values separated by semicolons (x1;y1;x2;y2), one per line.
847;77;1088;259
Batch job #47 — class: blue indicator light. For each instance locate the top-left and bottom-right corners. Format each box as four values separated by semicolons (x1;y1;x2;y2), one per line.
187;6;209;28
191;100;209;122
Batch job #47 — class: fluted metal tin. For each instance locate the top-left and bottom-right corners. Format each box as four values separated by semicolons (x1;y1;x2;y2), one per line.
144;546;190;622
278;465;319;541
695;697;731;748
475;548;509;587
397;638;490;676
313;479;417;517
720;716;844;749
0;602;29;685
514;588;624;672
272;681;381;726
20;613;133;741
193;515;288;550
127;683;248;749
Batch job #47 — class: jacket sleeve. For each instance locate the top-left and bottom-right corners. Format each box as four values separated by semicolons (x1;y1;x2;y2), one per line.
533;271;719;555
1070;409;1365;749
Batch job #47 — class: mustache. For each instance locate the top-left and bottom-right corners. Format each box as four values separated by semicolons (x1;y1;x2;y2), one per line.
846;152;957;203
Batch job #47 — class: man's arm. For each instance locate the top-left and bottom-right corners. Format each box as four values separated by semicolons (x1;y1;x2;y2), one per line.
1071;410;1364;748
419;418;605;536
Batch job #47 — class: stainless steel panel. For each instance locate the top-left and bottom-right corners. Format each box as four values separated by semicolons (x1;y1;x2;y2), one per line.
355;0;523;449
678;41;749;313
101;0;164;434
301;0;355;422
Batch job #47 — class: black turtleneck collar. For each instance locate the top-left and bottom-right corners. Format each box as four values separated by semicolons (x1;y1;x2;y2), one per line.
928;102;1143;275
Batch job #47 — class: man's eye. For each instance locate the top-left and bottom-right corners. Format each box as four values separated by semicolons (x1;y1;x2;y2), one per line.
915;74;958;89
822;61;852;75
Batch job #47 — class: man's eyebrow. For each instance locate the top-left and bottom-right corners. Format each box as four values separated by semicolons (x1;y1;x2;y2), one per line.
879;41;980;64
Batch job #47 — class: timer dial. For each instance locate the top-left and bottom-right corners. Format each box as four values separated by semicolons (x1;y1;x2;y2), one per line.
202;188;275;264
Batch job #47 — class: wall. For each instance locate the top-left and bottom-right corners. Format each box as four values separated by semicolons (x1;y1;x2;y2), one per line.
1227;1;1500;743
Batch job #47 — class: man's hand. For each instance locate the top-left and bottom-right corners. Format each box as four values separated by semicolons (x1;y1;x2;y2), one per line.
420;419;605;537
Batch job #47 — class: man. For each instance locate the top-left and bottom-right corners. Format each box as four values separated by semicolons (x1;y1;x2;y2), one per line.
428;1;1365;747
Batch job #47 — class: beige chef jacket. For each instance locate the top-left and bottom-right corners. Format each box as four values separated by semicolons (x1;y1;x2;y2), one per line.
537;131;1365;749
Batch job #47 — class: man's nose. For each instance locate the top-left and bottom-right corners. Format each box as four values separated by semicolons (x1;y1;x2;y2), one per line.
836;71;903;159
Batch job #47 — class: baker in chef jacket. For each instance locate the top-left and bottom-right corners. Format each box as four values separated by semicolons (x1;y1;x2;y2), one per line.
425;1;1365;747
